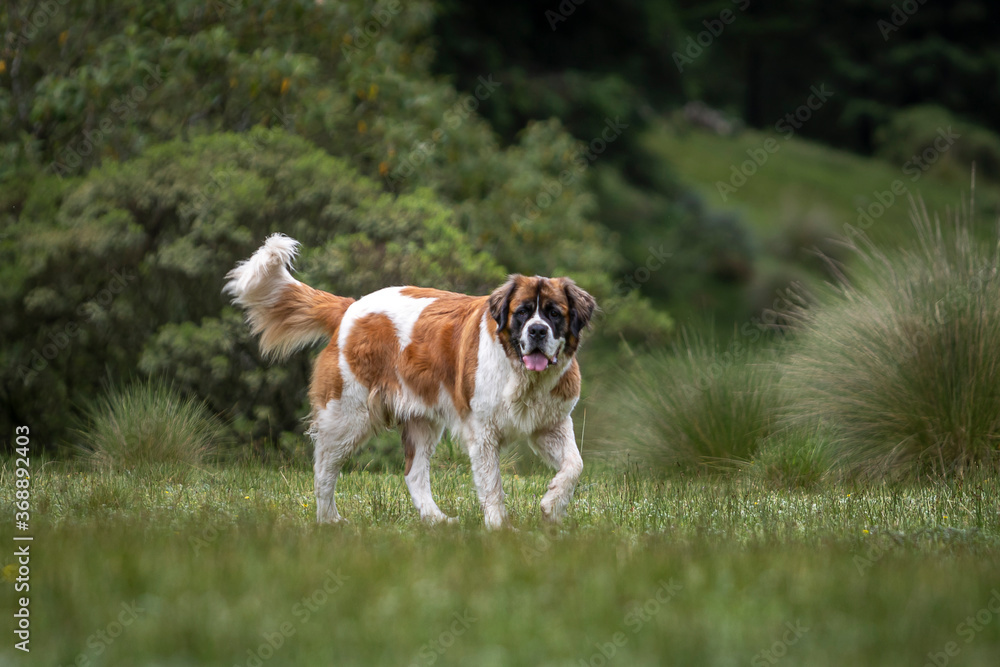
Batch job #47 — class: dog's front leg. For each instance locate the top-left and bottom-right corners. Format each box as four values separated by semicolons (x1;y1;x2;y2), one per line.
533;417;583;523
466;427;507;529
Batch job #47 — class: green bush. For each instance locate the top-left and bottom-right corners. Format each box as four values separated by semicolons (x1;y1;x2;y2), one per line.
783;198;1000;478
0;0;670;343
599;335;785;472
1;130;502;448
76;379;225;470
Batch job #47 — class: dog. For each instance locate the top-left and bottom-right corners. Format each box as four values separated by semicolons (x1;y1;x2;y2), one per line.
225;234;596;528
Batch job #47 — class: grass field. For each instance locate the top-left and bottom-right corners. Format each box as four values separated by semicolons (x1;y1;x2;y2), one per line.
3;460;999;666
644;120;1000;246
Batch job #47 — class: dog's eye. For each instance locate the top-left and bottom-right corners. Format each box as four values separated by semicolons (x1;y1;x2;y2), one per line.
515;305;532;318
545;305;562;318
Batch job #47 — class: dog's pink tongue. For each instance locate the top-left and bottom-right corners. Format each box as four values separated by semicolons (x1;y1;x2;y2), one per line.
523;353;550;372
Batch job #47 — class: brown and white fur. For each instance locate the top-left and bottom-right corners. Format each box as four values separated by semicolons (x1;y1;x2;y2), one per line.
225;234;596;528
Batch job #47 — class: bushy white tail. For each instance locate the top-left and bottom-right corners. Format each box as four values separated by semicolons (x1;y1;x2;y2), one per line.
224;234;354;360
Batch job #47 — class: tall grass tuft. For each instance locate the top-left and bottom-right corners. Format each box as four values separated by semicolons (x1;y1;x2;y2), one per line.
751;424;835;489
599;334;786;472
784;194;1000;477
77;379;226;470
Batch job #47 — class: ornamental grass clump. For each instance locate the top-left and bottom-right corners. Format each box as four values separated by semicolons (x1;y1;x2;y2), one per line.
784;195;1000;478
605;334;785;472
77;379;225;470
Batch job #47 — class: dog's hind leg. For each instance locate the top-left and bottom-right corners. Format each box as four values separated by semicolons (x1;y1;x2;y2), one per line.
402;418;454;524
312;401;370;524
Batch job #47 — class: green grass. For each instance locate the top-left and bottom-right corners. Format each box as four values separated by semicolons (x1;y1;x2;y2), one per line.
3;460;999;666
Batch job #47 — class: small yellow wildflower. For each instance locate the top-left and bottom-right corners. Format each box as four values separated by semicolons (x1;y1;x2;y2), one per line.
863;529;869;534
280;77;290;95
244;496;250;499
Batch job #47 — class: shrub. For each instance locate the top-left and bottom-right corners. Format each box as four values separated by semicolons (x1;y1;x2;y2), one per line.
783;197;1000;478
599;335;785;472
77;379;226;470
1;130;502;449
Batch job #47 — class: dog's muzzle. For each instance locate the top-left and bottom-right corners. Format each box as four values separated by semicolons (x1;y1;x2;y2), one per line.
520;322;559;371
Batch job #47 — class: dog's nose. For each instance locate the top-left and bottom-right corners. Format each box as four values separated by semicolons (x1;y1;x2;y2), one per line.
527;323;548;340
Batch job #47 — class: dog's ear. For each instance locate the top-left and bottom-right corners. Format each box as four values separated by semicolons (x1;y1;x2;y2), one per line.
488;275;520;331
563;279;597;339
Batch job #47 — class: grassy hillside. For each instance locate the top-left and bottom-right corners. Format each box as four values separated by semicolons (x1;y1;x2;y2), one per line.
3;462;998;666
645;120;1000;245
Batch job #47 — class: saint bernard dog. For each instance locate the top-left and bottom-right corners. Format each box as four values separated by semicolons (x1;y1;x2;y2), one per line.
225;234;596;528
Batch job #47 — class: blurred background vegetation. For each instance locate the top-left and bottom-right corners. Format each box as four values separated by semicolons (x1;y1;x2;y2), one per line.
3;0;1000;473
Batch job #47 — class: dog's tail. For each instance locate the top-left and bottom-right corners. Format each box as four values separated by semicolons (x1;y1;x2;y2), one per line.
224;234;354;360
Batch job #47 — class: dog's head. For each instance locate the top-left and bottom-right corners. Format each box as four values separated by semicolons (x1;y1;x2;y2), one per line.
488;275;597;372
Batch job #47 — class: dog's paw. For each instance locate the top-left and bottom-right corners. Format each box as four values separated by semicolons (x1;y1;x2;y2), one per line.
540;495;565;523
316;516;351;526
421;510;457;525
